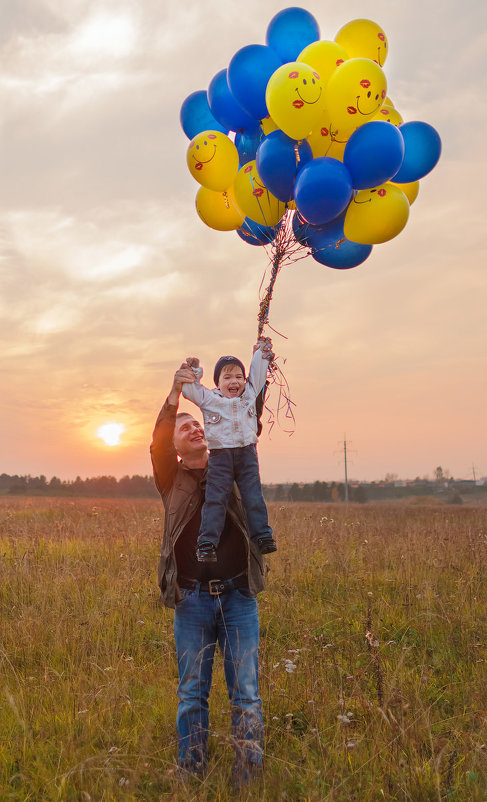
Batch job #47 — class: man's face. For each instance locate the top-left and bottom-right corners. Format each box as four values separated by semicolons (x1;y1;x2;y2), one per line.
218;364;245;398
173;415;207;459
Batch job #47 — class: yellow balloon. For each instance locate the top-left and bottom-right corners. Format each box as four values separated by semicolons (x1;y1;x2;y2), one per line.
187;130;239;191
260;116;278;135
344;183;410;244
234;161;286;226
335;19;388;67
306;123;354;161
266;61;325;140
307;109;355;160
325;57;387;130
371;104;403;126
196;185;244;231
391;180;420;205
298;40;349;84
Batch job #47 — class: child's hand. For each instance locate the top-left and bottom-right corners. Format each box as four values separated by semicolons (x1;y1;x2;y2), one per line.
185;357;200;369
254;337;274;360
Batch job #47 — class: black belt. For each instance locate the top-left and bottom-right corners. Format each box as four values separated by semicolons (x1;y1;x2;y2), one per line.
178;570;248;596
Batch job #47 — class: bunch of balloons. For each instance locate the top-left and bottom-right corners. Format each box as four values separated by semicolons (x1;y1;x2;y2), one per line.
181;8;441;270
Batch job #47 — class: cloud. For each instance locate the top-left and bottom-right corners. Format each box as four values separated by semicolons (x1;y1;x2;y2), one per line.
1;0;486;481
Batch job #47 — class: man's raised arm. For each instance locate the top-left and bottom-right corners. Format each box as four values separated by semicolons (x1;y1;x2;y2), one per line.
150;363;195;495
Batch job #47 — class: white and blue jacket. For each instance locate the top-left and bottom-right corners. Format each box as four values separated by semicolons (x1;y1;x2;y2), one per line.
182;347;269;450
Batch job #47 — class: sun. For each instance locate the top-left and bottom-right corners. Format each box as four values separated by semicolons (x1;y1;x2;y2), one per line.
96;422;126;447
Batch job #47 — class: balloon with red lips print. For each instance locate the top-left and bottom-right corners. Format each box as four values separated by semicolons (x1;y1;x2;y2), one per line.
181;8;440;275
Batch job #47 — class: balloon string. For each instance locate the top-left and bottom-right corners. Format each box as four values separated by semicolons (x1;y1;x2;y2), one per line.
257;209;302;338
263;357;296;437
257;249;283;338
256;209;306;436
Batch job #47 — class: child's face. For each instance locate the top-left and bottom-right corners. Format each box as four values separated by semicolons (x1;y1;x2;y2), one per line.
218;364;245;398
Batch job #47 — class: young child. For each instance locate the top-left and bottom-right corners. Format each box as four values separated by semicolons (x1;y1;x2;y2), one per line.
182;339;277;563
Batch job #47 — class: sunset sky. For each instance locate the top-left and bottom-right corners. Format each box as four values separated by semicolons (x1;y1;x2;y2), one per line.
1;0;486;484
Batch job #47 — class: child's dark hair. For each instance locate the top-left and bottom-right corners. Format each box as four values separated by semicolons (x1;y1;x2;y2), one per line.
213;356;246;386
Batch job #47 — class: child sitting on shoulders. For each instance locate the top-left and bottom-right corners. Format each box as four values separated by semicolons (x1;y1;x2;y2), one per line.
182;338;277;563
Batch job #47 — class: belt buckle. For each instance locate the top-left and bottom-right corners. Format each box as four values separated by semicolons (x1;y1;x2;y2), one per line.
209;579;226;596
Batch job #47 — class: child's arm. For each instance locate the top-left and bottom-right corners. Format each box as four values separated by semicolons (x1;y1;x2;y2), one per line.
181;357;211;408
247;338;273;395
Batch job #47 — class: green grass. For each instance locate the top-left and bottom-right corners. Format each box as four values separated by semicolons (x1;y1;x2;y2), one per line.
1;497;486;800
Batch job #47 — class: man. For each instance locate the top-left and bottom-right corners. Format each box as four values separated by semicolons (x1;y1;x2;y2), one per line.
150;359;268;783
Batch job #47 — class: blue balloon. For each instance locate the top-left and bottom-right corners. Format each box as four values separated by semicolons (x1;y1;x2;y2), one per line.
207;69;258;132
309;216;372;269
294;157;353;226
344;121;405;190
312;237;372;269
237;218;278;246
228;45;282;121
256;130;313;202
392;121;442;183
292;211;337;246
235;128;265;166
266;7;320;63
292;212;312;245
306;212;347;250
180;91;228;139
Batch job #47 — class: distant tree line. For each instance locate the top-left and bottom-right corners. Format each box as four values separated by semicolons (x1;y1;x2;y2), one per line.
1;473;484;502
263;481;368;503
0;473;159;498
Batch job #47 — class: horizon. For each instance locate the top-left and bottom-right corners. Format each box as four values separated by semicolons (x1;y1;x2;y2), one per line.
2;469;483;486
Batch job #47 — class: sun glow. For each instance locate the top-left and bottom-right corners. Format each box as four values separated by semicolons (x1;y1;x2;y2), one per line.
96;422;126;447
71;13;137;60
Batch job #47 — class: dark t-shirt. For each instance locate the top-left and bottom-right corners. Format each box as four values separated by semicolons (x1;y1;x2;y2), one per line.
175;477;248;583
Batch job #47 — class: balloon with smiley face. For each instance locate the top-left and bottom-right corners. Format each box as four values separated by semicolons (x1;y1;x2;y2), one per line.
266;62;326;141
371;104;403;126
298;40;349;85
307;113;356;161
234;160;286;226
196;185;244;231
325;57;387;132
344;183;410;244
187;130;239;192
335;19;389;67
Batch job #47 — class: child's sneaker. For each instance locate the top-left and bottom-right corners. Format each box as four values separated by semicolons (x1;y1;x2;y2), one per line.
196;542;218;563
257;536;277;555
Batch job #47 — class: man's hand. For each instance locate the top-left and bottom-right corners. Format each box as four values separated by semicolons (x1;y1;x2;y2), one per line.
185;357;200;369
170;362;197;401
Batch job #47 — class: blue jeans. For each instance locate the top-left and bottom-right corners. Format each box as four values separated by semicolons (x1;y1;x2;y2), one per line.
199;444;272;548
173;586;264;776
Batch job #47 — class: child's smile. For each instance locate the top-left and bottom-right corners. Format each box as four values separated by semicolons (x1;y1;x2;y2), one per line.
218;365;245;398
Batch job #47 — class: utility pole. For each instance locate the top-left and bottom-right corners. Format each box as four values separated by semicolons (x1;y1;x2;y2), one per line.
472;464;477;482
343;434;349;502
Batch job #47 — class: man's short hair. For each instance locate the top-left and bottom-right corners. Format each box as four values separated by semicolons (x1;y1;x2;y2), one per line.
175;412;194;421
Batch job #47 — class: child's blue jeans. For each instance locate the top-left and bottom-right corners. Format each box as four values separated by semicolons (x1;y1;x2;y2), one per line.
199;444;272;547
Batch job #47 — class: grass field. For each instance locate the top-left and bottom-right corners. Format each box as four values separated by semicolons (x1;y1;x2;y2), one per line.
1;497;486;800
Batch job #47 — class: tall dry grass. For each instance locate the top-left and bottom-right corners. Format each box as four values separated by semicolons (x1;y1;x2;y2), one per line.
1;497;486;800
